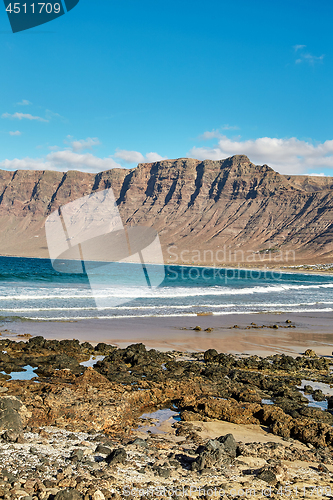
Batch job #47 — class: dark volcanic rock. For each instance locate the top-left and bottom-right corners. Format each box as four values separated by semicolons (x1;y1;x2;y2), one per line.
106;448;127;465
217;433;237;458
95;343;116;354
0;396;28;432
70;449;84;462
54;489;83;500
204;349;218;363
312;389;325;401
153;465;171;478
192;437;232;471
95;444;112;455
131;438;148;448
257;469;277;484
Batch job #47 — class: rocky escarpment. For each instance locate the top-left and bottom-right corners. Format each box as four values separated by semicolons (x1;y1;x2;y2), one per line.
0;156;333;264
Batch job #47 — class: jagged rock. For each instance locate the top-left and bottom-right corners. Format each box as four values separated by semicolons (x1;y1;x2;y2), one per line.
153;465;171;478
106;448;127;465
318;463;329;473
312;389;325;401
192;439;231;471
0;396;31;432
131;438;148;448
70;449;84;462
304;349;317;357
257;469;277;484
95;444;112;455
95;343;116;354
204;349;218;362
217;433;237;458
92;491;105;500
54;489;82;500
1;430;21;442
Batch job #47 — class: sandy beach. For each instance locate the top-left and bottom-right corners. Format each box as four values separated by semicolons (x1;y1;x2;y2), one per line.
4;310;333;357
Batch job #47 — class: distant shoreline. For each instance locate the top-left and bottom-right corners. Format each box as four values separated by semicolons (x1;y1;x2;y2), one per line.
0;253;333;277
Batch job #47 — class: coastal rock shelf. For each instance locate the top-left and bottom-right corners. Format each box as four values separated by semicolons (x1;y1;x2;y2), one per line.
1;337;333;498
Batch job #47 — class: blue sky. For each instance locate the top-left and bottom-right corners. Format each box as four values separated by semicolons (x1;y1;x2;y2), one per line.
1;0;333;175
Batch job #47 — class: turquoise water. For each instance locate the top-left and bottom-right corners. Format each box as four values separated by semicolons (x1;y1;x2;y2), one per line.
0;256;333;320
0;365;37;380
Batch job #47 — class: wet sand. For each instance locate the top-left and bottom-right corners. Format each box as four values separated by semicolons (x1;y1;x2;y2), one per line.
4;311;333;357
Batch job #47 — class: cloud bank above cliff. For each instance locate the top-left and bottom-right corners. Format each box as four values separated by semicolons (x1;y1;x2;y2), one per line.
188;135;333;175
0;151;121;172
1;133;333;175
0;137;167;173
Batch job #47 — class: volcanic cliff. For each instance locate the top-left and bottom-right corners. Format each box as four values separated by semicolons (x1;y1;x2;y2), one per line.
0;155;332;265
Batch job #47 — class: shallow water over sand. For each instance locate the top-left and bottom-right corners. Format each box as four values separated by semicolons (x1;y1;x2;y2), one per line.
5;310;333;358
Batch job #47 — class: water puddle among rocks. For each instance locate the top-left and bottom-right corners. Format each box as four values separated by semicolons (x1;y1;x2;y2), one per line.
79;355;105;368
1;365;37;381
260;379;333;411
135;408;181;434
261;399;274;405
301;393;328;410
296;379;333;411
298;379;333;396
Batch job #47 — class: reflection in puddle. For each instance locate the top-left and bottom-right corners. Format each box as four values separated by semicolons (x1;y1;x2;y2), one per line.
296;379;333;411
260;379;333;411
1;365;37;381
298;379;333;396
79;355;105;368
300;392;328;410
136;408;181;434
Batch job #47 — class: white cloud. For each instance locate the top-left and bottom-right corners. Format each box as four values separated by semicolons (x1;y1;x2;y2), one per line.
188;135;333;175
0;137;167;173
115;149;167;164
222;124;239;131
199;127;239;140
292;45;324;65
115;150;145;163
71;137;100;152
9;131;21;136
145;152;167;162
2;112;48;122
16;99;32;106
0;150;121;173
199;130;223;140
293;44;306;52
296;53;324;65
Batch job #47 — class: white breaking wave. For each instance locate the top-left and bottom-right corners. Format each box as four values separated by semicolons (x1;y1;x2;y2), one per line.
26;307;333;321
2;300;333;313
1;282;333;301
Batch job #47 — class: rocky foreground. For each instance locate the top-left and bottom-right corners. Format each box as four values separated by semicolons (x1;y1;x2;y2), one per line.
1;336;333;499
